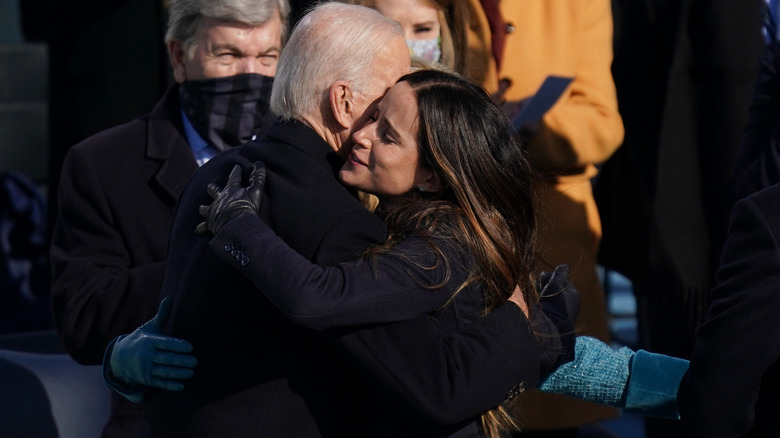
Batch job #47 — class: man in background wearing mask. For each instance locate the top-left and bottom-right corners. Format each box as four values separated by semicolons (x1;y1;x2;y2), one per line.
48;0;288;436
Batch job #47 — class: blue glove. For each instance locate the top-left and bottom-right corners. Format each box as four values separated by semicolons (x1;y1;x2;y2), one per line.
539;336;633;407
103;297;197;403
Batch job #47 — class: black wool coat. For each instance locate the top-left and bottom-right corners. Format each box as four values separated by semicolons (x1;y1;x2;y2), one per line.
50;85;197;438
146;120;540;437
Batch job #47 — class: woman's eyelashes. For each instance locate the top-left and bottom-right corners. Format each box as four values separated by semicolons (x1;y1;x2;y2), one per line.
414;25;434;35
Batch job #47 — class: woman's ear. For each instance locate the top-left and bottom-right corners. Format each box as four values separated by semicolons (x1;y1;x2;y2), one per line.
418;170;443;193
328;81;354;130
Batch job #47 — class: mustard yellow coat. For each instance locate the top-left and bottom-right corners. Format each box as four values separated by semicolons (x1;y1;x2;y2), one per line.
469;0;625;429
496;0;625;342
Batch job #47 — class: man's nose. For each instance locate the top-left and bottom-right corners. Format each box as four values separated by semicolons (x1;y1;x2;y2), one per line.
237;59;258;74
237;59;275;77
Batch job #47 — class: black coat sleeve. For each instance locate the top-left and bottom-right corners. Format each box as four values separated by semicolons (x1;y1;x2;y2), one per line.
210;214;463;329
211;213;542;425
678;187;780;435
731;40;780;204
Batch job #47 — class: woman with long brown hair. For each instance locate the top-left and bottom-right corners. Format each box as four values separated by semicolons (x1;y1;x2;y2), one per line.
107;68;686;436
201;68;545;436
197;68;687;436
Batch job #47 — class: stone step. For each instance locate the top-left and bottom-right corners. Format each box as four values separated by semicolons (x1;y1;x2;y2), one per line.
0;43;48;103
0;102;48;182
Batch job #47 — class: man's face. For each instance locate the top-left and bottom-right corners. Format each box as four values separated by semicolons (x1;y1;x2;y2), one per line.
170;14;284;82
338;35;411;157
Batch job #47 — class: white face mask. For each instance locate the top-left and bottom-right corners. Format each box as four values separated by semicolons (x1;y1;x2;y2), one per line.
406;38;441;64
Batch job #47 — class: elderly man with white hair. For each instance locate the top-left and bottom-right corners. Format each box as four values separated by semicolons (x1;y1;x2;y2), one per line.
103;2;560;437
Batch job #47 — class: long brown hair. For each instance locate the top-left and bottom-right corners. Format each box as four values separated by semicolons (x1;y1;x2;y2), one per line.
369;69;540;436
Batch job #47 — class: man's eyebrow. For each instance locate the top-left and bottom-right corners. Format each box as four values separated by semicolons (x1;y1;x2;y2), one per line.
210;42;243;54
259;45;281;55
210;42;280;56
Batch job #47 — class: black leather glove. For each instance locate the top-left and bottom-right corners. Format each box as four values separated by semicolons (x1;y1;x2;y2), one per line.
538;264;580;326
196;161;266;235
536;264;580;370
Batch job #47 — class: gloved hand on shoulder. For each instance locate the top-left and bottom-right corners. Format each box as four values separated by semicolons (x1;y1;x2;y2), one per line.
103;297;197;403
196;161;266;235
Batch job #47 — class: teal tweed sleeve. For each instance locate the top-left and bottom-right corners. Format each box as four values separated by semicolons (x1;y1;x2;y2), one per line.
539;336;633;407
539;336;689;419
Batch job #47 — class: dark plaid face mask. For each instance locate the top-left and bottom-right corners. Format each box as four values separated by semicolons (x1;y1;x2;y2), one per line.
179;73;275;151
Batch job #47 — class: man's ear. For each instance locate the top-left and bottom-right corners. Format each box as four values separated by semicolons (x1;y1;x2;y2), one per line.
328;80;355;130
168;40;187;83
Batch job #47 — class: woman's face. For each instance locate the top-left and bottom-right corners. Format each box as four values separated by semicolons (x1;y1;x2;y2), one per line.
374;0;441;43
339;81;435;205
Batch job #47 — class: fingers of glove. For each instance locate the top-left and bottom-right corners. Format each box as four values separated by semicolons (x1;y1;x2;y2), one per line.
540;265;570;298
251;160;266;175
152;350;198;369
537;271;552;294
150;363;196;380
195;221;209;235
226;164;244;190
206;183;222;199
246;161;267;206
151;335;194;354
145;297;172;332
145;376;187;392
198;204;211;219
547;264;569;288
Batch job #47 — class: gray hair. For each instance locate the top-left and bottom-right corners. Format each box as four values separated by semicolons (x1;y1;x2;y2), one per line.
165;0;290;53
270;2;403;120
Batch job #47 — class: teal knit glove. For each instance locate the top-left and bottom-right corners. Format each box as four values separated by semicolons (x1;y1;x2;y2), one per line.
539;336;633;407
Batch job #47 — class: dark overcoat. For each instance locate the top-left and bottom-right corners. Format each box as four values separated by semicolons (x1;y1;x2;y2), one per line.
678;182;780;437
50;85;197;437
146;120;540;437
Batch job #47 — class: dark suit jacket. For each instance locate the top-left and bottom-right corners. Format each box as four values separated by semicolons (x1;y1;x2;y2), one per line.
51;85;196;365
730;40;780;206
678;182;780;437
146;120;540;437
50;85;196;438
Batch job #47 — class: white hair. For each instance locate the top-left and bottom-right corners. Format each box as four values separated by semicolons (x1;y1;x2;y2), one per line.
270;2;403;120
165;0;290;52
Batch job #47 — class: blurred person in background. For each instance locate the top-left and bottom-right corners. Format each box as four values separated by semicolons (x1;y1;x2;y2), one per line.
597;0;764;436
